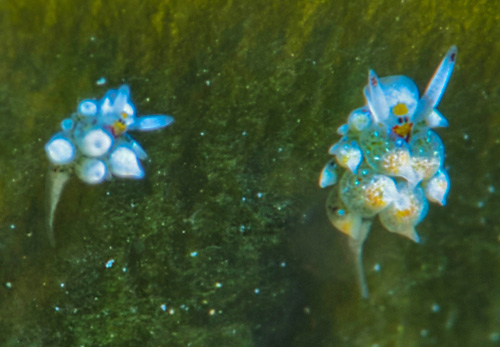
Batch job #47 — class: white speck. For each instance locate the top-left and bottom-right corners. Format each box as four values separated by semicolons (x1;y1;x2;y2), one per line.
122;267;127;272
205;80;211;86
55;306;60;312
5;282;12;289
278;147;283;153
254;288;260;294
160;304;167;312
106;191;111;196
209;308;216;316
9;224;15;230
431;303;440;313
190;251;198;257
169;308;175;315
242;131;247;136
488;186;495;193
241;196;246;202
90;36;96;41
280;262;286;268
60;283;65;288
215;282;223;288
420;329;428;337
96;77;107;85
239;225;246;233
200;132;205;136
257;192;263;198
477;201;485;208
374;263;381;272
105;259;115;268
463;133;469;140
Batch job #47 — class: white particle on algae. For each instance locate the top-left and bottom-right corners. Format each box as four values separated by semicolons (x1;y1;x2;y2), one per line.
215;282;223;288
489;332;500;342
96;77;106;85
5;282;12;289
257;192;263;198
9;224;15;230
105;259;115;268
254;288;260;294
60;283;65;288
488;185;495;193
431;303;440;313
190;251;198;257
374;263;381;272
169;308;175;315
280;262;286;268
160;304;167;312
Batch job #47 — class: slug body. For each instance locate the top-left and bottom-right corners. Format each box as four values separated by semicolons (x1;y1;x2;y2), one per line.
319;46;457;297
45;85;174;246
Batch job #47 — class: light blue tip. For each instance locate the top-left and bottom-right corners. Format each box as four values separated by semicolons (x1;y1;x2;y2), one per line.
130;115;175;131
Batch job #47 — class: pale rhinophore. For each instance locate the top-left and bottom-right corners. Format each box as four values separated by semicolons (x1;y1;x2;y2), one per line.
319;46;457;298
45;85;174;246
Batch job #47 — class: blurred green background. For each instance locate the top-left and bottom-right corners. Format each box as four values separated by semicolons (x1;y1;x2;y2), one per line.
0;0;499;346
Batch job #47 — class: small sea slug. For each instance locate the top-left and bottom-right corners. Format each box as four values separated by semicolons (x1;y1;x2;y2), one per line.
319;46;457;298
45;85;174;246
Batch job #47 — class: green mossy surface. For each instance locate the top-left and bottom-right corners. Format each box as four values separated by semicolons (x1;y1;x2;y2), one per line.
0;0;499;346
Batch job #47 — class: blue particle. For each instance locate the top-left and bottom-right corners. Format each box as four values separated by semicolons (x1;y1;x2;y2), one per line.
160;304;167;312
190;251;198;257
105;259;115;268
96;77;107;85
54;306;60;312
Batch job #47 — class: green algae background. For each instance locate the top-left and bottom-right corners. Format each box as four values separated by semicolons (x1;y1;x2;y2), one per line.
0;0;499;345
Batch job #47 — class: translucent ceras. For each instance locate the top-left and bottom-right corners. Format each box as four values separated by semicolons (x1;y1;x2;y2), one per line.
45;85;174;246
319;46;456;298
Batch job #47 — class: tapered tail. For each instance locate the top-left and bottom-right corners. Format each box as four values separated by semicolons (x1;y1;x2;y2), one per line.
45;168;70;247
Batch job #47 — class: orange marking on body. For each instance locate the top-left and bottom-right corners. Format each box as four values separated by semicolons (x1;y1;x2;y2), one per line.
392;122;413;142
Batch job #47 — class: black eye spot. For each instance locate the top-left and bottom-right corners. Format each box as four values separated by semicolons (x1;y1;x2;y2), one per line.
404;117;409;123
397;117;403;124
328;205;338;213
